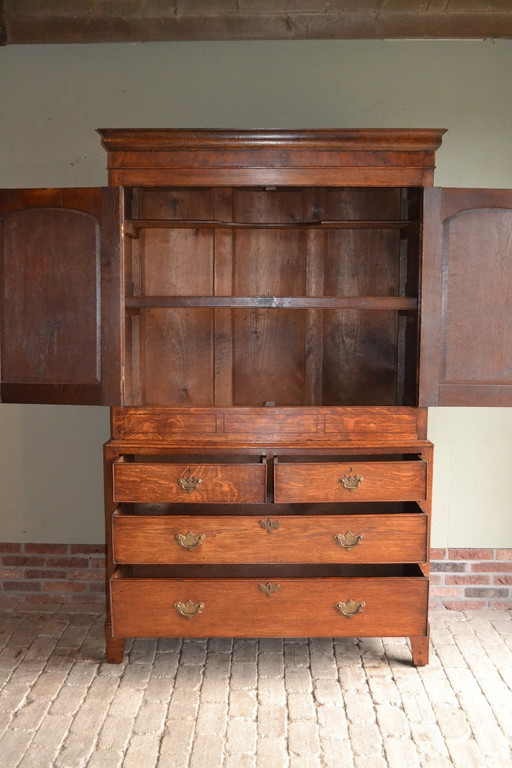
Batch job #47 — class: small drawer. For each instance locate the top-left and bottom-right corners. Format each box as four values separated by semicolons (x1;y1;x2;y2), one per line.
274;461;427;503
110;565;428;639
112;509;428;565
113;461;266;504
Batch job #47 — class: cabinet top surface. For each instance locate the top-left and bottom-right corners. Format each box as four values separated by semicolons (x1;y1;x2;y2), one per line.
98;128;446;152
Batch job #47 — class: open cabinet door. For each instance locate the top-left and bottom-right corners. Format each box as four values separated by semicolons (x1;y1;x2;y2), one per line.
419;187;512;406
0;188;122;405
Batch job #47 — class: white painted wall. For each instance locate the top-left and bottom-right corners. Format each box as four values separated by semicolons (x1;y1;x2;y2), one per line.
0;40;511;545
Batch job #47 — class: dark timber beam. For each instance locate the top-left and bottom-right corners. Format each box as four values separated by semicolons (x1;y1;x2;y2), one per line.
2;0;512;45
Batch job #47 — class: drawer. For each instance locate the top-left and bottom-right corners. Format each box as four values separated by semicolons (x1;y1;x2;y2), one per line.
110;565;428;638
113;461;266;504
274;461;427;503
112;509;428;565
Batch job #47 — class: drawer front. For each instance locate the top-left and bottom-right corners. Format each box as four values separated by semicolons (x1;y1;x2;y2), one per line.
113;462;266;504
274;461;427;503
110;573;428;638
112;512;428;565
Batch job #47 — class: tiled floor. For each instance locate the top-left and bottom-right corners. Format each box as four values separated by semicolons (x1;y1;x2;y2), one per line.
0;599;510;768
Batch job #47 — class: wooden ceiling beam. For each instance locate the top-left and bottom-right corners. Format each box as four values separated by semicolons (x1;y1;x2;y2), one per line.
2;1;512;45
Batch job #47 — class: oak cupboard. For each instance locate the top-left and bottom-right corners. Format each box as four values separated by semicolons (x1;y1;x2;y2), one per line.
1;129;511;665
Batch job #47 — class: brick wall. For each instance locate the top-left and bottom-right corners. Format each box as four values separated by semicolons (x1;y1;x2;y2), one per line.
430;548;512;610
1;543;511;609
0;543;105;602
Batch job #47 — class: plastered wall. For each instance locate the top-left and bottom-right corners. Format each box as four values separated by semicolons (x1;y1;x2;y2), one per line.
0;39;511;545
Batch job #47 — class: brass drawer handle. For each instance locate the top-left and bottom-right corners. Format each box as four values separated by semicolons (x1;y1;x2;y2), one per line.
333;531;364;550
174;599;205;619
335;599;366;618
175;531;205;550
177;475;202;493
339;473;363;492
259;518;281;534
258;582;280;598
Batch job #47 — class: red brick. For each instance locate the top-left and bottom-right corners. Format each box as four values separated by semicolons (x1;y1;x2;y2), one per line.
430;586;463;597
70;544;106;555
429;574;442;585
24;569;67;580
90;557;106;569
3;581;41;592
429;549;446;560
443;600;487;611
0;568;23;579
431;562;466;572
494;575;512;585
2;555;46;567
491;601;512;610
43;581;87;592
24;593;70;604
445;574;490;586
448;549;493;560
44;557;89;569
472;563;512;573
0;543;22;553
496;549;512;561
70;591;103;602
67;569;104;581
465;587;509;599
24;544;68;555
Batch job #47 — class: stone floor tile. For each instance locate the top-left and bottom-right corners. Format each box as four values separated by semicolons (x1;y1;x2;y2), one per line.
258;703;286;739
256;736;288;768
122;733;161;768
0;604;510;768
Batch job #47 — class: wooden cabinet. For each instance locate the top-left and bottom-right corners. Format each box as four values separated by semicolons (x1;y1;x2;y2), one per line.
1;129;512;666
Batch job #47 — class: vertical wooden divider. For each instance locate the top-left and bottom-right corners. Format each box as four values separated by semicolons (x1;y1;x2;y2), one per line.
305;189;325;406
213;188;234;406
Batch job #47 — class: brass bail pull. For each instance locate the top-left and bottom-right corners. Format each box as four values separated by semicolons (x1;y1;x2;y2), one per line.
335;599;366;618
339;473;363;492
258;582;280;598
177;474;202;493
175;531;205;550
333;531;364;550
174;599;205;619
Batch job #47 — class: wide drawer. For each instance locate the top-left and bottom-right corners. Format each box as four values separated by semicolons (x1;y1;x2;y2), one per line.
274;461;427;503
113;461;266;504
110;566;428;638
112;509;428;564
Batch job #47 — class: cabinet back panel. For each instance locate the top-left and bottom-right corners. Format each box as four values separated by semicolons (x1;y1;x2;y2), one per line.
322;310;398;405
138;308;214;406
123;185;421;407
233;230;306;296
323;188;402;220
232;308;306;406
137;188;214;220
140;229;214;296
324;230;401;296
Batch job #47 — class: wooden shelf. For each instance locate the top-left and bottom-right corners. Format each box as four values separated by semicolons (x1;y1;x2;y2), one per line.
125;296;418;310
123;219;418;237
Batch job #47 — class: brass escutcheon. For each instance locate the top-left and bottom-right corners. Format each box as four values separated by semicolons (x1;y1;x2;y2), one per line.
334;599;366;618
339;473;363;492
175;531;205;550
258;582;280;598
177;475;202;493
333;531;364;550
174;599;205;619
259;518;281;534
